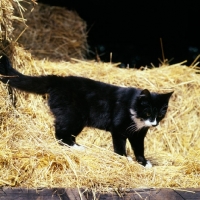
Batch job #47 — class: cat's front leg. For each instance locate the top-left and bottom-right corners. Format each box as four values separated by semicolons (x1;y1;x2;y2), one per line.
128;128;152;168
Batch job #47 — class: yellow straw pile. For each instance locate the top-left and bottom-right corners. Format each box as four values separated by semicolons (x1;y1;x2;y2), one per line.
1;0;200;192
12;2;88;61
0;58;200;190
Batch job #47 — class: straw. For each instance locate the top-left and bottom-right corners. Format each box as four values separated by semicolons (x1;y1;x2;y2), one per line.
1;0;200;192
1;58;200;191
12;2;88;61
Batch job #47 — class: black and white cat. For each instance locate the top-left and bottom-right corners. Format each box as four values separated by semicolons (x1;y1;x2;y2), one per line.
0;56;173;167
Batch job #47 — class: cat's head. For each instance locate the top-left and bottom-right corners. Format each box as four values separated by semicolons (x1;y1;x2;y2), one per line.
130;89;173;130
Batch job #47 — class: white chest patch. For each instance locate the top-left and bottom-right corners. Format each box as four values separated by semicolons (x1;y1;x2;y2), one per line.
130;109;156;130
130;109;145;130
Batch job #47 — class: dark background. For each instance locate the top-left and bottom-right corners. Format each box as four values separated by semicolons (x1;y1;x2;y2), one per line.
37;0;200;68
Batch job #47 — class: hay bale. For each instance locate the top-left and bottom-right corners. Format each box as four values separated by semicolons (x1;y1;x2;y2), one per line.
1;57;200;191
0;0;14;43
1;0;200;193
12;2;88;61
0;0;35;70
1;0;87;66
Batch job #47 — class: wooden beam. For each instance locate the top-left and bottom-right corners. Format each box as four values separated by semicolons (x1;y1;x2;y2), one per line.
0;187;200;199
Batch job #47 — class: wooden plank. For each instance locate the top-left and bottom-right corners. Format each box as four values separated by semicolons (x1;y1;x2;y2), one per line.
0;188;86;200
0;187;200;200
86;188;183;200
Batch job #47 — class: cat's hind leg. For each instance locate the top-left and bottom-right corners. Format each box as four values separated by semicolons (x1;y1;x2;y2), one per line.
55;122;86;151
53;108;85;148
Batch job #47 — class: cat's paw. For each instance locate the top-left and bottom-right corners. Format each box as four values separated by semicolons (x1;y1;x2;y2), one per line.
71;144;86;151
144;160;152;169
127;156;133;162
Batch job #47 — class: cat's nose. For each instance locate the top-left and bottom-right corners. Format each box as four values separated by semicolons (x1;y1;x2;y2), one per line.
152;120;158;127
151;119;157;126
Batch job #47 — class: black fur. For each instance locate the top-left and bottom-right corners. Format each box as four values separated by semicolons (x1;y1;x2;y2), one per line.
0;56;173;166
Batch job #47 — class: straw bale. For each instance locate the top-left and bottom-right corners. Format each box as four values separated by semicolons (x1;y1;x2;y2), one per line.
12;2;88;61
1;56;200;191
0;0;36;69
1;0;200;193
0;0;14;42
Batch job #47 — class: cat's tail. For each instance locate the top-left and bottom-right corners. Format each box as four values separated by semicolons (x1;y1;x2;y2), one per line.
0;55;49;94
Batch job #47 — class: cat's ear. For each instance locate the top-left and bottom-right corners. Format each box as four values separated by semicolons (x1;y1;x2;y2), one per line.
164;91;174;100
167;91;174;96
139;89;151;100
137;89;151;106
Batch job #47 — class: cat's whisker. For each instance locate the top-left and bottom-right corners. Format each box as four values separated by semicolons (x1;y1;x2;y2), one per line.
126;123;139;134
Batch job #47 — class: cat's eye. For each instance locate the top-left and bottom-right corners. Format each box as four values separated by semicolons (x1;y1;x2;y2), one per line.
146;112;151;117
